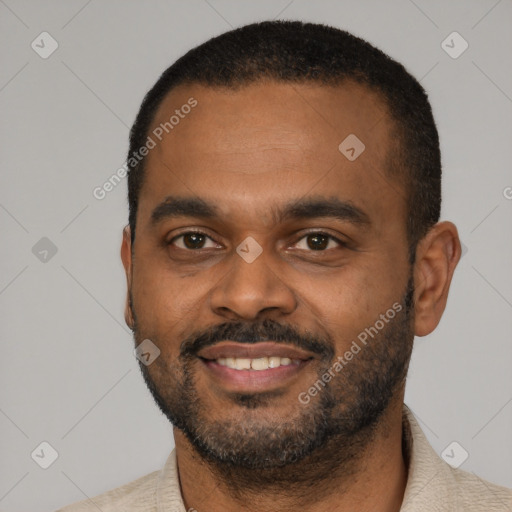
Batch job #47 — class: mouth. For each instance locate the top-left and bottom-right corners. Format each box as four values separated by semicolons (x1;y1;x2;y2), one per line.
210;355;303;370
197;341;315;392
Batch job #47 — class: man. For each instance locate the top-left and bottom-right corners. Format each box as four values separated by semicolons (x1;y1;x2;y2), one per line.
58;20;512;512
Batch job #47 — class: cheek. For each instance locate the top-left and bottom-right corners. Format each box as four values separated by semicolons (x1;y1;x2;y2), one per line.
302;258;407;343
131;264;209;336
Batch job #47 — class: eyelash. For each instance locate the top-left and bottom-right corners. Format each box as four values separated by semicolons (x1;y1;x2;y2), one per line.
168;230;347;252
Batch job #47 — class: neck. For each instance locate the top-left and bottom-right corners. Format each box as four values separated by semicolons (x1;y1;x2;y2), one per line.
174;398;408;512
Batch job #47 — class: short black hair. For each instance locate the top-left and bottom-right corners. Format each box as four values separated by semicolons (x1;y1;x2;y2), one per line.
127;20;441;254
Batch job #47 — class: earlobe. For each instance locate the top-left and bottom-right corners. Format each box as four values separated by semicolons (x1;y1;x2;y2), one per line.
413;221;461;337
121;226;135;330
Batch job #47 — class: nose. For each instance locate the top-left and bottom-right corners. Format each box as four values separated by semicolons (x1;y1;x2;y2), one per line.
209;242;297;321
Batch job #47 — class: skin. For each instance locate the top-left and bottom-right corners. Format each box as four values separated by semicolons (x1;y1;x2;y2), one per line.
121;81;461;512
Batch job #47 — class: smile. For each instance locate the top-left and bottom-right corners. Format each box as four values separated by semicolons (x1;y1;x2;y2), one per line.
197;341;315;391
214;356;302;370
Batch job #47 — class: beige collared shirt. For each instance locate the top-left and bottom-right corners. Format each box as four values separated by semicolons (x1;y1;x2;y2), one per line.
57;405;512;511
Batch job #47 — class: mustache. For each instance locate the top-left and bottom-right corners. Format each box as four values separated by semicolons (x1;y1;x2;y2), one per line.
180;318;335;360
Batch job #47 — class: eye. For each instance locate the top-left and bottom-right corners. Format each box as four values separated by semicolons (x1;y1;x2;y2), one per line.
294;232;345;251
169;231;219;250
168;231;345;252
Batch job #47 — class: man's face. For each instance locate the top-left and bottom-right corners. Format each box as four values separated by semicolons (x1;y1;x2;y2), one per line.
124;81;415;469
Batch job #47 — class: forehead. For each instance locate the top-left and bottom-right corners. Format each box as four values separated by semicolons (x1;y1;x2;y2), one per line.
138;80;404;229
151;79;393;159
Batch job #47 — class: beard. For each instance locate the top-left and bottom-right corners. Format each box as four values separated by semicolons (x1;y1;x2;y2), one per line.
131;276;415;491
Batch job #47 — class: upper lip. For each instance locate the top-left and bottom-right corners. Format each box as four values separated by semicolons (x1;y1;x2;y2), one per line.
197;342;315;361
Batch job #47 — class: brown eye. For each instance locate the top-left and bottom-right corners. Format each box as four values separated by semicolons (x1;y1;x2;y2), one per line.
295;232;342;252
183;233;206;249
170;232;218;250
306;233;330;251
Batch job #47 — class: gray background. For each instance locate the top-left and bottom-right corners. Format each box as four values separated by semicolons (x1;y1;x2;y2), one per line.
1;0;511;510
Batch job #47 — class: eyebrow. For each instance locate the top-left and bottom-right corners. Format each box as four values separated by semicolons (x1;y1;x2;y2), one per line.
150;195;371;228
151;197;218;225
276;196;371;227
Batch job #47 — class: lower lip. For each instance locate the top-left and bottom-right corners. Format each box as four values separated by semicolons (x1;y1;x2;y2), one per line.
201;359;311;391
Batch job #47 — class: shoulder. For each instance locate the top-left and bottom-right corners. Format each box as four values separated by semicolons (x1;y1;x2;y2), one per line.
449;466;512;512
54;469;160;511
402;405;512;511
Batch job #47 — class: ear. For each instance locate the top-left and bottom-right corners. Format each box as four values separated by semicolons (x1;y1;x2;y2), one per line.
121;225;135;330
413;221;461;337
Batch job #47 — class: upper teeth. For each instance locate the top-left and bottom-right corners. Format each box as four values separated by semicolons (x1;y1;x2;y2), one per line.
216;356;300;370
